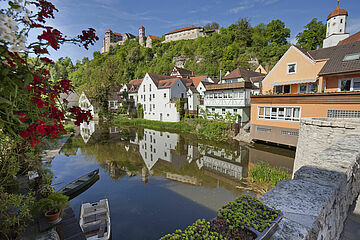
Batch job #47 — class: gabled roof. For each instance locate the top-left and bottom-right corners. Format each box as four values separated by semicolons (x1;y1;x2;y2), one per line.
338;32;360;45
147;73;173;87
148;35;161;40
205;82;253;91
128;78;143;86
327;4;348;20
171;66;194;78
222;67;266;80
114;32;122;36
250;76;266;83
318;41;360;76
190;76;206;88
165;25;202;35
157;78;179;89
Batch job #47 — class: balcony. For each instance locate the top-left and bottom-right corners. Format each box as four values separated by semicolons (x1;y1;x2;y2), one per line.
204;98;248;107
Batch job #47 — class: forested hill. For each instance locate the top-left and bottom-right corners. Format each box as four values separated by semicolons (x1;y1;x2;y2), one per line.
50;18;325;97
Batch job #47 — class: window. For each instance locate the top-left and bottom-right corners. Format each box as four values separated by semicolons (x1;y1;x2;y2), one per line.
340;19;343;23
343;53;360;61
212;108;215;113
164;93;167;98
233;109;238;114
143;85;146;92
258;106;301;122
339;79;357;91
287;63;297;74
222;108;225;114
153;104;155;109
299;83;318;93
149;84;151;92
153;94;155;99
328;110;360;118
109;101;115;108
149;95;152;101
274;85;291;94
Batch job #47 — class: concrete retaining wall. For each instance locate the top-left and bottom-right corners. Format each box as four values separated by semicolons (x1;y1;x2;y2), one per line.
259;118;360;240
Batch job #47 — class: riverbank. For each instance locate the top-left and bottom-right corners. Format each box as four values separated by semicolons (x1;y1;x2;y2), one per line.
112;115;234;142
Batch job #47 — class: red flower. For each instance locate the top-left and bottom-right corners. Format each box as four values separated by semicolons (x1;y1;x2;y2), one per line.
18;113;28;122
79;28;99;50
34;0;58;23
33;46;49;54
40;57;55;64
38;28;64;50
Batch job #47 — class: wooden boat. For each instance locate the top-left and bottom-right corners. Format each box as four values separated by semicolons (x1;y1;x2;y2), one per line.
79;199;111;240
57;169;99;199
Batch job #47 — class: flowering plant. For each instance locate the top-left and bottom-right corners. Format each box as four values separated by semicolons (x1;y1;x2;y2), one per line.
0;0;99;147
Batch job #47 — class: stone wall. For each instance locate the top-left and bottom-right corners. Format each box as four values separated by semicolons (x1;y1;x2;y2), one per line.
259;118;360;240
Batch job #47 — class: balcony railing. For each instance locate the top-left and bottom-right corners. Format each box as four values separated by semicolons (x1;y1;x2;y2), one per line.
204;98;248;107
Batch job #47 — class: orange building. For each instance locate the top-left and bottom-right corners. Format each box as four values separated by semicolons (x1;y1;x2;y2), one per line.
250;40;360;147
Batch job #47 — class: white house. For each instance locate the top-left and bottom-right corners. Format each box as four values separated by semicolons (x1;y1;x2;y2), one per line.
186;87;200;114
137;73;189;122
79;92;98;119
200;82;254;124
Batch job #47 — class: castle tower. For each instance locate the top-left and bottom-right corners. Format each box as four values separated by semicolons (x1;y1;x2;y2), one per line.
323;1;349;48
102;29;112;53
139;25;146;46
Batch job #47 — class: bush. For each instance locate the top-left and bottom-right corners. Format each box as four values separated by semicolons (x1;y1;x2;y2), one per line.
249;162;291;187
64;124;75;133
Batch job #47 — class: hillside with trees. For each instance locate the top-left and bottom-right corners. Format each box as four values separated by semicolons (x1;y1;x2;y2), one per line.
50;18;325;98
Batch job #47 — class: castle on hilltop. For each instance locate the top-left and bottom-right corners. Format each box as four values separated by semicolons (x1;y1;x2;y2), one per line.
101;25;161;53
101;24;217;53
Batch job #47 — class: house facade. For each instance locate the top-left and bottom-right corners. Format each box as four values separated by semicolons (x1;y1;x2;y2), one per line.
137;73;188;122
250;40;360;146
200;82;253;124
79;92;98;119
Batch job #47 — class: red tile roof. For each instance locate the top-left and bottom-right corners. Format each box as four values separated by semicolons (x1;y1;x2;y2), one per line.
327;4;348;20
338;32;360;45
139;25;144;29
190;76;206;88
222;67;266;80
106;29;112;33
114;32;122;36
148;35;160;40
165;25;201;35
128;78;143;86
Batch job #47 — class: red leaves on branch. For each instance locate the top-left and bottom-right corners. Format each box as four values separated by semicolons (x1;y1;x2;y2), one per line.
18;113;28;123
38;28;64;50
33;0;58;23
40;57;55;64
69;106;93;126
79;28;99;50
33;46;49;54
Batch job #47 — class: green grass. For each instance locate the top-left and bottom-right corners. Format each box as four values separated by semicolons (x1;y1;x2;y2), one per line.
249;162;292;187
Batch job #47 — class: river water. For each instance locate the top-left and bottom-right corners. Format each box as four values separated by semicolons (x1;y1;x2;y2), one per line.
50;121;294;239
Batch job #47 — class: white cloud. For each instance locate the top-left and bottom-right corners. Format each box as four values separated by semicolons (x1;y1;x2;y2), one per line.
228;0;279;14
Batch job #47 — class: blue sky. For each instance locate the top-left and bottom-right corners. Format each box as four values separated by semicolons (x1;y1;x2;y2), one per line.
3;0;360;62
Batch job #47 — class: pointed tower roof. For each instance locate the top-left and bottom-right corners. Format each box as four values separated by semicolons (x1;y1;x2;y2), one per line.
106;29;112;33
139;25;144;29
327;3;348;20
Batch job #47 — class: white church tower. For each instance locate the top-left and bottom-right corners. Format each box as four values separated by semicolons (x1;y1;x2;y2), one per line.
323;1;349;48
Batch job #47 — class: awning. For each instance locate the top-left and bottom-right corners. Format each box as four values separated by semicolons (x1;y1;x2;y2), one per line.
271;79;317;86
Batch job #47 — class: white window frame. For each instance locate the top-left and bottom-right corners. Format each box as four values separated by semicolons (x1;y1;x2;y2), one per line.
257;106;301;122
338;78;360;92
287;62;297;75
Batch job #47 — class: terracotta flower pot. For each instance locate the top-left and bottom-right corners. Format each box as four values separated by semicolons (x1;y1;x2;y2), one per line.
45;209;61;223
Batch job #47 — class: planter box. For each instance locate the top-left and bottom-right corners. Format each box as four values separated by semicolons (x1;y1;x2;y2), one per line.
246;211;283;240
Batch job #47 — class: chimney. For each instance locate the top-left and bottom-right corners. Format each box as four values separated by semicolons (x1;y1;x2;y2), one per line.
265;64;269;74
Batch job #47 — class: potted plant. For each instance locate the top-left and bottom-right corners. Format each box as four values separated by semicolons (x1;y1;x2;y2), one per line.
35;192;69;223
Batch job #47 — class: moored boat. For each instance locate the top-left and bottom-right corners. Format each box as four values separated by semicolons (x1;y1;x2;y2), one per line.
79;199;111;240
57;169;99;199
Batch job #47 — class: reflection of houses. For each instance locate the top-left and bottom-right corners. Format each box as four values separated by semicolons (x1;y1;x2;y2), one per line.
166;173;199;185
139;129;179;170
80;121;97;144
196;156;244;179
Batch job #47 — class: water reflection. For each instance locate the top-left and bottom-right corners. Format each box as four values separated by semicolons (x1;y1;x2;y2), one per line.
56;121;295;240
77;121;294;189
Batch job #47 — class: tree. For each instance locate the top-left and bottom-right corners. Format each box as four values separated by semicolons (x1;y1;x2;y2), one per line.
296;18;326;50
267;20;290;45
204;22;220;31
235;18;253;46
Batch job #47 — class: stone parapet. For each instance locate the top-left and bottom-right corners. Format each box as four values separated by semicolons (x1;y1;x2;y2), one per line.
259;118;360;240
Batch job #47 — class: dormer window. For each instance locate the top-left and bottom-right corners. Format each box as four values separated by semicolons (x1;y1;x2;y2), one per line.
287;63;297;74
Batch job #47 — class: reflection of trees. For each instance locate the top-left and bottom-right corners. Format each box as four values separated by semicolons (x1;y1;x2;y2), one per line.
61;135;86;156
